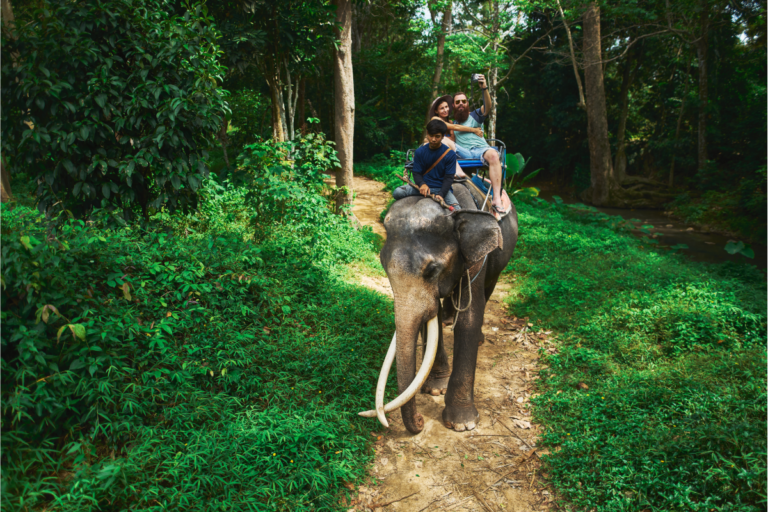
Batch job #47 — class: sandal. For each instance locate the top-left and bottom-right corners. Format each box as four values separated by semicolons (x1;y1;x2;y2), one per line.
492;204;508;215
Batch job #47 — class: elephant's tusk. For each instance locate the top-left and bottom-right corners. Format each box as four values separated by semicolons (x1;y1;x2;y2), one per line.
374;332;397;427
359;316;439;425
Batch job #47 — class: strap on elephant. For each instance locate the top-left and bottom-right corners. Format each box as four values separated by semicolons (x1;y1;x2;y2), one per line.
449;254;488;330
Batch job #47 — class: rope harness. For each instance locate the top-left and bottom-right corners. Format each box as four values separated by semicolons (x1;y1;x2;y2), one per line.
449;254;487;330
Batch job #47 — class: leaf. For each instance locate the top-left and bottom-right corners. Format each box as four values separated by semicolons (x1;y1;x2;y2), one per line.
20;236;33;250
69;358;86;371
724;240;745;255
95;93;107;108
670;244;689;250
552;195;563;204
80;125;89;140
102;183;111;199
282;305;291;314
122;282;132;300
512;418;532;429
69;324;87;341
740;246;755;259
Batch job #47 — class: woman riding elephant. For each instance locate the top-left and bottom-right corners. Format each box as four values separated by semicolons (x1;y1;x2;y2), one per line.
424;95;484;179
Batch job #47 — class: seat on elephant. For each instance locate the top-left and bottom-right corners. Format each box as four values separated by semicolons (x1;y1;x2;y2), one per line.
453;178;513;220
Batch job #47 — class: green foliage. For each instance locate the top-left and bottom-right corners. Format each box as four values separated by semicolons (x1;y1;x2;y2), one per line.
226;89;271;148
505;199;767;511
1;137;392;510
669;167;767;244
1;0;228;220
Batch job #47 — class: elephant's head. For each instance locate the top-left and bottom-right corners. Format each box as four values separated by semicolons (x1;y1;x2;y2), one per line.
359;197;502;433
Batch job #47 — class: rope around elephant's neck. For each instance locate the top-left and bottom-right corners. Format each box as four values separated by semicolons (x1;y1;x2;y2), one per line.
450;255;488;330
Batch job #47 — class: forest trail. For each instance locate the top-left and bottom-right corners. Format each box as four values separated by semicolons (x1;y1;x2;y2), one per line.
344;176;553;512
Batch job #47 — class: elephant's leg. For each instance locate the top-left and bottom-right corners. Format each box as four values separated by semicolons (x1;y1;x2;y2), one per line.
442;275;486;432
422;302;451;396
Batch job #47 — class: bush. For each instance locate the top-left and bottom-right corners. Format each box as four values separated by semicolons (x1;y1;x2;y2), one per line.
1;0;228;220
1;137;392;510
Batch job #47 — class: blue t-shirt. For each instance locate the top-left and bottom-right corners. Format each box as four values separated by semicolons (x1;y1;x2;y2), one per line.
454;108;489;149
412;143;456;194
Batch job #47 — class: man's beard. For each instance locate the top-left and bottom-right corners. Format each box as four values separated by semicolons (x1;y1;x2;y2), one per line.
454;106;469;124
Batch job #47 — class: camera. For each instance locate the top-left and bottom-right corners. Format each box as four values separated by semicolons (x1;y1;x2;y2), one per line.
470;73;481;83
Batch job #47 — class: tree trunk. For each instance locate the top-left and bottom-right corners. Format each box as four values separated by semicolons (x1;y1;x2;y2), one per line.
488;66;498;142
333;0;355;212
556;0;586;108
297;77;306;135
218;119;230;168
670;56;692;187
613;52;639;182
429;1;452;98
266;66;286;142
582;2;614;206
1;0;16;202
487;0;499;142
695;0;709;173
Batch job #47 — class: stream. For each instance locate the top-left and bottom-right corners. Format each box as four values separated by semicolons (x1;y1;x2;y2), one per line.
535;186;767;270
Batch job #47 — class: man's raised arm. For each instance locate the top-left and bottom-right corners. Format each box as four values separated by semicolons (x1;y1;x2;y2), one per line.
477;74;493;116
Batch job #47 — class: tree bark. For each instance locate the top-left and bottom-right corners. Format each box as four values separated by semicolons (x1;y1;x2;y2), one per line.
266;66;286;142
670;56;692;187
218;119;230;168
429;1;452;98
297;77;306;135
333;0;355;212
487;0;499;142
582;2;614;206
1;0;16;203
556;0;586;108
695;0;709;173
613;51;640;182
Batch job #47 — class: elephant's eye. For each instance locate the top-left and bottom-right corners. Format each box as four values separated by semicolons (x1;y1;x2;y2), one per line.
423;261;442;280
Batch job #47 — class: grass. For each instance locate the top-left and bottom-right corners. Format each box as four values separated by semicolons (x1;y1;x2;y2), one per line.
505;198;766;511
1;156;394;510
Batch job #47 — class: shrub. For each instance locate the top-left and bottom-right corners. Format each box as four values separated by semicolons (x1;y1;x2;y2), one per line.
1;0;228;221
1;138;392;510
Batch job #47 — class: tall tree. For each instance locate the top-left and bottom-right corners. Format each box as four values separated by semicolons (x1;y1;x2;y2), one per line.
1;0;16;203
333;0;355;211
429;0;452;98
582;1;615;205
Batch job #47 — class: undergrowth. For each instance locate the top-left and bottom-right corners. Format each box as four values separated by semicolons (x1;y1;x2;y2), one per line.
1;138;392;511
505;199;767;511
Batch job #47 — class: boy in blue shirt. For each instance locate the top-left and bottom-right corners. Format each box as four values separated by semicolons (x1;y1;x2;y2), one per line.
392;120;461;210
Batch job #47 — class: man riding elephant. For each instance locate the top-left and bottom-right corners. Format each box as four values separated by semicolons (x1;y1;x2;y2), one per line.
452;75;507;216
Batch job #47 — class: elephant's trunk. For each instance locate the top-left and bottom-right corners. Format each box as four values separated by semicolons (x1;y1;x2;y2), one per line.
358;315;439;434
394;306;427;433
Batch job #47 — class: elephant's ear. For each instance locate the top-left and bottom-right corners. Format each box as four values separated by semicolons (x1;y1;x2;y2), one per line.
451;210;503;263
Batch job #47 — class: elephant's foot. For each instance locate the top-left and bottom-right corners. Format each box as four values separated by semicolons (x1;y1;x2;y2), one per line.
401;401;425;434
442;405;479;432
421;374;450;396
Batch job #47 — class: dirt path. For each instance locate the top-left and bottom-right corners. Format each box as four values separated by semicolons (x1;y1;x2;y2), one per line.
344;176;553;512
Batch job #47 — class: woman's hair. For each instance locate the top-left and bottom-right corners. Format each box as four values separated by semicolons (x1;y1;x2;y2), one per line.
428;96;453;121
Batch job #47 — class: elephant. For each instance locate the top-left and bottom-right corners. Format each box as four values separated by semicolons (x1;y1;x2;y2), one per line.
359;184;518;434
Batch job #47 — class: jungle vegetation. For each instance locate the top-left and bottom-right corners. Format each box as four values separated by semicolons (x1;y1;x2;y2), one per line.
1;0;765;510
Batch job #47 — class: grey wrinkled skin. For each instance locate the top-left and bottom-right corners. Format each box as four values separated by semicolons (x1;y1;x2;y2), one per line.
380;185;518;434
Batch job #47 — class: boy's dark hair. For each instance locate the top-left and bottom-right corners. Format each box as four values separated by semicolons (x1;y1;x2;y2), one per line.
426;119;448;136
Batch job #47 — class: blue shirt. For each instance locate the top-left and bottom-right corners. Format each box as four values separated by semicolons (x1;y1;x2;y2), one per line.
412;143;456;197
454;108;489;149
